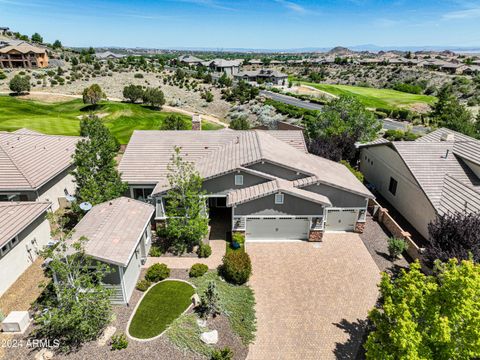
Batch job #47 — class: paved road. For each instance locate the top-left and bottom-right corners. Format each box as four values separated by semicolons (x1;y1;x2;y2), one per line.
260;90;324;111
260;90;429;134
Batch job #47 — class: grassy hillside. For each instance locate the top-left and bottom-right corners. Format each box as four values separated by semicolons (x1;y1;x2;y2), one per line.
296;81;437;110
0;96;223;143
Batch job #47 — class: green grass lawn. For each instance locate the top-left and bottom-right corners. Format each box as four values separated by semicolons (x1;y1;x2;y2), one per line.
128;280;195;339
296;81;437;110
0;96;224;144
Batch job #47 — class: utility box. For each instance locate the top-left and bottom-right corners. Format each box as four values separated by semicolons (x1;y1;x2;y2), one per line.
1;311;30;333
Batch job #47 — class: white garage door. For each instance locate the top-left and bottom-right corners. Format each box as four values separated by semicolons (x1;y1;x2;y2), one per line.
325;209;358;231
246;217;309;241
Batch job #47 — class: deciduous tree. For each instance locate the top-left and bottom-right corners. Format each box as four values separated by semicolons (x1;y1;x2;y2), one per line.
31;32;43;43
424;211;480;266
122;84;144;103
142;87;165;109
164;146;209;254
365;259;480;360
82;84;105;106
9;74;31;94
35;212;112;351
162;113;189;130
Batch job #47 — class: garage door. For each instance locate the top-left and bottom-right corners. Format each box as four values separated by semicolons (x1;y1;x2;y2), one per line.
325;209;358;231
246;217;309;241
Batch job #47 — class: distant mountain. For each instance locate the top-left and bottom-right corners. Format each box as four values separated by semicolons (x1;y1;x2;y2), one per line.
327;46;354;56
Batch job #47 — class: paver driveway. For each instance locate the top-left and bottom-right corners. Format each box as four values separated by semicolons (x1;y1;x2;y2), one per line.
247;233;381;360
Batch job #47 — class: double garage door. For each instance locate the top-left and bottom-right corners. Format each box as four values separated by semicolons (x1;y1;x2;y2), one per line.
246;217;309;241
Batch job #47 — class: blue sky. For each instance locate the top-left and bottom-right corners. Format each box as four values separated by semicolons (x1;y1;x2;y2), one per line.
0;0;479;49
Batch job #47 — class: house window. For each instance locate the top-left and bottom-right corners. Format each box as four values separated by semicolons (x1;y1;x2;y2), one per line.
235;175;244;186
0;242;11;258
131;187;154;201
388;177;398;196
275;193;284;204
10;236;19;249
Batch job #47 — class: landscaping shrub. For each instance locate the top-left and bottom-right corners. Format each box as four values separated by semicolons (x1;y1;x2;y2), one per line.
387;237;408;259
136;279;152;292
211;347;233;360
145;263;170;282
110;332;128;350
149;245;162;257
340;160;364;182
220;251;252;285
189;263;208;278
197;243;212;258
134;73;144;78
0;71;6;80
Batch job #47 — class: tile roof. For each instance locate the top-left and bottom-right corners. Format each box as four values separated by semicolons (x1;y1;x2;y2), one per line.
0;43;45;54
226;178;331;207
0;202;51;247
0;131;80;191
120;130;373;202
69;197;154;266
363;127;480;216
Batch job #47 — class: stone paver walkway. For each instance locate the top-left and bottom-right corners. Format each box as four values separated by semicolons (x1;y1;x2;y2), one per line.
143;239;226;269
247;233;381;360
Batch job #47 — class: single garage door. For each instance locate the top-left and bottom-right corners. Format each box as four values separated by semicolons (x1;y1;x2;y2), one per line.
246;217;309;241
325;209;358;231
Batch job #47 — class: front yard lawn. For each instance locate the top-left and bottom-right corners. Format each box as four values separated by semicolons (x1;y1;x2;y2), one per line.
128;280;195;339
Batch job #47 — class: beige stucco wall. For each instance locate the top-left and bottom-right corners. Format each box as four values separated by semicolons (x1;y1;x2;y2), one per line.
360;146;436;239
122;241;143;304
0;214;51;296
36;170;76;211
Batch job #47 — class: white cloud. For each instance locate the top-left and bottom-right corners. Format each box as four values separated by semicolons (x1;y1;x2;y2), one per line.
443;6;480;19
275;0;308;14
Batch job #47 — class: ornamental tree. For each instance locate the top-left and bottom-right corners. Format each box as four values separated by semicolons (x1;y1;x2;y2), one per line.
72;116;126;207
35;212;112;351
365;259;480;360
424;211;480;266
164;146;209;254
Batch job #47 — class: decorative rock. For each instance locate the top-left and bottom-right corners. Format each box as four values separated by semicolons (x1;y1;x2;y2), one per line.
196;318;207;328
96;326;116;347
200;330;218;344
34;349;54;360
191;293;201;308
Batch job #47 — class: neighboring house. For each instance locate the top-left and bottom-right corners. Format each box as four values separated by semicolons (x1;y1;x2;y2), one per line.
119;129;373;241
234;69;288;85
202;59;242;76
177;54;203;66
0;202;51;296
0;129;79;211
359;128;480;240
95;51;124;60
0;42;48;68
67;197;154;304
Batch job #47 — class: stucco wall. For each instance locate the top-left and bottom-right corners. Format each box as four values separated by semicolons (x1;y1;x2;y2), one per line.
234;193;324;216
303;183;367;208
247;161;308;181
37;169;76;211
0;214;51;296
121;242;143;303
202;170;268;195
360;146;436;239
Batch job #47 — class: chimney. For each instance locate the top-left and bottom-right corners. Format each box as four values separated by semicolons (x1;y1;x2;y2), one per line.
192;114;201;131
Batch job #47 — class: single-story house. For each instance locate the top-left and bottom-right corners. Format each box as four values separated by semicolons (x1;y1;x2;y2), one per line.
0;202;51;296
0;129;79;211
359;128;480;240
234;69;288;85
119;129;374;241
67;197;154;304
95;51;124;60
